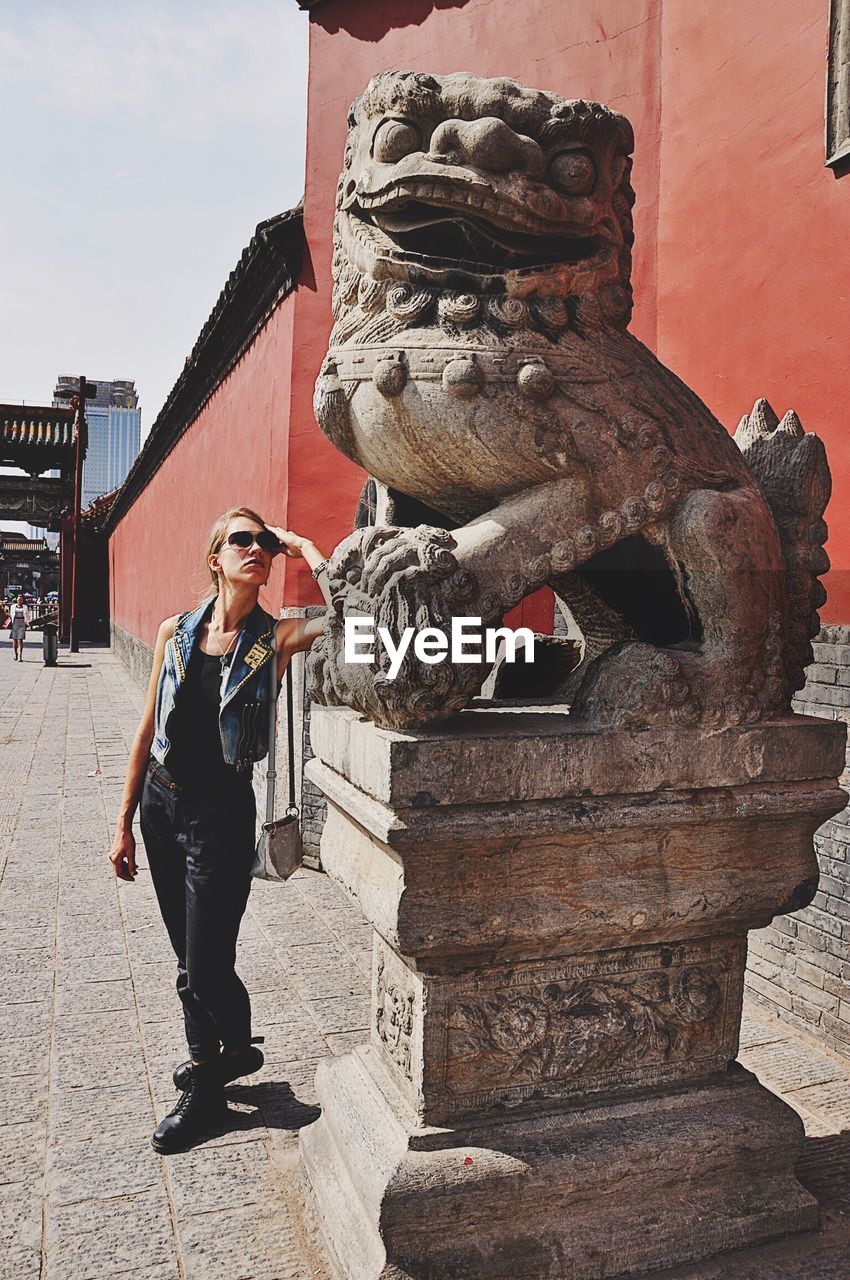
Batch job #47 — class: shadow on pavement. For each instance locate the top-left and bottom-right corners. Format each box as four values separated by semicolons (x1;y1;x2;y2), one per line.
229;1079;322;1132
796;1128;850;1220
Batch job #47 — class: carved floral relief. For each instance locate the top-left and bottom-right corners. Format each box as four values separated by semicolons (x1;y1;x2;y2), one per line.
375;947;416;1081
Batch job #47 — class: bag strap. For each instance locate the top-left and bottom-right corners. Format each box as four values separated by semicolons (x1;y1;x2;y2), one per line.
265;649;278;826
285;660;296;814
264;631;297;826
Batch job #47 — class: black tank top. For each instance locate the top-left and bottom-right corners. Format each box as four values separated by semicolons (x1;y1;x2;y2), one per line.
162;646;243;789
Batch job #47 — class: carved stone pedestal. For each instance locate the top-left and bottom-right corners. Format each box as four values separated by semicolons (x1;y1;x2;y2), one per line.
299;704;846;1280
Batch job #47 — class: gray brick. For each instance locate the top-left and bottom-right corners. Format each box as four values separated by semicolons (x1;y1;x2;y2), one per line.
819;870;850;901
792;979;839;1014
808;947;850;979
793;699;836;720
791;705;812;721
797;905;845;939
747;935;793;969
824;893;850;922
745;972;792;1012
748;954;782;984
814;836;847;862
802;683;850;708
829;798;850;827
806;663;839;686
796;959;826;990
796;920;838;955
826;825;850;848
777;968;802;993
811;640;850;665
791;993;825;1025
823;971;850;1000
822;1010;850;1048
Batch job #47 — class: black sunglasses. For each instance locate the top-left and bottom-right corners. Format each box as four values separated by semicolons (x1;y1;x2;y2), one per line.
226;529;280;554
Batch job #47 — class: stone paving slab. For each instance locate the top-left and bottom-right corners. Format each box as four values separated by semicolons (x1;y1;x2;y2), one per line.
1;640;850;1278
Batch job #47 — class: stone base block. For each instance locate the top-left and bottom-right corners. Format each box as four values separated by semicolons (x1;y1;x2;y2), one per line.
301;1047;816;1280
371;934;748;1125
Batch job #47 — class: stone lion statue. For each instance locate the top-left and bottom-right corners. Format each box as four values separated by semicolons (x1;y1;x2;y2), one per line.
306;70;830;731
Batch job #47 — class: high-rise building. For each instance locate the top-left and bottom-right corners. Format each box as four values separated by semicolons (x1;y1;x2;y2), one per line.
53;376;141;508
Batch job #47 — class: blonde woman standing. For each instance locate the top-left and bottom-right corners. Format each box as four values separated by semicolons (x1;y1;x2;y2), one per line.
109;508;332;1153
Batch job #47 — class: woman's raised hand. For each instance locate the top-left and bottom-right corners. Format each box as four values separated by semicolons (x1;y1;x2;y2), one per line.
267;526;310;558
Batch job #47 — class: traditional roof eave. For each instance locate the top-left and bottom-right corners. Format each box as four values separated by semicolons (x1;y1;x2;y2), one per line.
104;205;305;534
0;534;54;554
292;1;393;8
0;404;78;474
81;488;119;533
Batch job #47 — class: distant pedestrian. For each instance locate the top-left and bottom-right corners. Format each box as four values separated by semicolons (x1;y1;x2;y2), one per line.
9;596;30;660
108;507;332;1154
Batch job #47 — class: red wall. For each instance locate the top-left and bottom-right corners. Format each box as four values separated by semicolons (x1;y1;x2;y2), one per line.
110;295;296;647
656;0;849;620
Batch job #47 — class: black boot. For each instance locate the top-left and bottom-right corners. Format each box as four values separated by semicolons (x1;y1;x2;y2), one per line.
151;1065;227;1153
172;1037;265;1091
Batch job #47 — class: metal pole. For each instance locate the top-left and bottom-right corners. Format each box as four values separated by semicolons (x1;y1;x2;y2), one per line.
69;375;86;653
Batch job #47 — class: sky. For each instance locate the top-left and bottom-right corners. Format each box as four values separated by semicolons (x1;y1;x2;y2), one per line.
0;0;309;434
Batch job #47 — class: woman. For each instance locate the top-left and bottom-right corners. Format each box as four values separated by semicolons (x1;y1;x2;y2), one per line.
9;595;31;661
109;507;332;1153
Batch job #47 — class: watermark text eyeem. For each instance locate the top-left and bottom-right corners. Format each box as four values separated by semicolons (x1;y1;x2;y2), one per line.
344;616;535;680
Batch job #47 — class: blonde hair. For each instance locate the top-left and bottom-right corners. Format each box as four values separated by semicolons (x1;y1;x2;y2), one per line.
205;506;269;595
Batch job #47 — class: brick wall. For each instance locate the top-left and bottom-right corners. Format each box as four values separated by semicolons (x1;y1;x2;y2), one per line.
283;607;327;872
745;624;850;1058
111;620;154;689
299;687;326;872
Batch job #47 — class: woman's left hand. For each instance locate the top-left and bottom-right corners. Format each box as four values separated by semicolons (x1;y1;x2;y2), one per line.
266;526;311;559
266;527;308;558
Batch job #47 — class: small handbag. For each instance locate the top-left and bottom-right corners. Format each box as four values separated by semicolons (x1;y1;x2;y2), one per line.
252;655;302;882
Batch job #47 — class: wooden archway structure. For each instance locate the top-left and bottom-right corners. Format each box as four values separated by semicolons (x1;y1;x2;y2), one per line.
0;402;81;639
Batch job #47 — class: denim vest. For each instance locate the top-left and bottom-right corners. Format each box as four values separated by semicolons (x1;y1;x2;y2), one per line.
151;599;277;774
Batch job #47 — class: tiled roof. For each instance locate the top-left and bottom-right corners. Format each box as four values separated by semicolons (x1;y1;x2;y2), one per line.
105;206;304;532
0;405;78;473
81;488;118;532
0;533;53;554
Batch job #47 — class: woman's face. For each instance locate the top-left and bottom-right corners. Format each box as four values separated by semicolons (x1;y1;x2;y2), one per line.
16;596;23;607
211;517;274;590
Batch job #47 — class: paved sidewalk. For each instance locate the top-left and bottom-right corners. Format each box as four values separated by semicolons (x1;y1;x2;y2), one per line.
1;639;849;1279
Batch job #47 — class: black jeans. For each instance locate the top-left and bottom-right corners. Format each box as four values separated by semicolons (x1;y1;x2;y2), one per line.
139;760;256;1061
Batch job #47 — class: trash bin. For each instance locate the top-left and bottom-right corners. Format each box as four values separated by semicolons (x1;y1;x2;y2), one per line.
43;622;58;667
